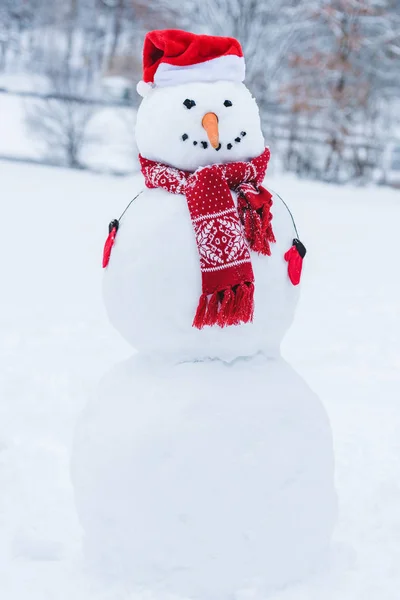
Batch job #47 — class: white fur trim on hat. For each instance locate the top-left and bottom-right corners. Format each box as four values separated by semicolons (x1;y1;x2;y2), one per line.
153;55;245;88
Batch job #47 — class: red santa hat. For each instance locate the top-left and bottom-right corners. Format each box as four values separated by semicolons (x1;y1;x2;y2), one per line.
137;29;245;97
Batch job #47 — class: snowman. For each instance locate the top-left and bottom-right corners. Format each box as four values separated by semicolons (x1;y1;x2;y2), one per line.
72;30;337;598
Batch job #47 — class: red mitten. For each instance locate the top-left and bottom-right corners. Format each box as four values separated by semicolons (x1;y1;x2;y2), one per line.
102;219;119;268
284;238;307;286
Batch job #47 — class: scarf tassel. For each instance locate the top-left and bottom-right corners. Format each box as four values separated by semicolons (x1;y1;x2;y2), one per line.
237;282;255;324
192;284;255;330
243;208;274;256
192;293;208;329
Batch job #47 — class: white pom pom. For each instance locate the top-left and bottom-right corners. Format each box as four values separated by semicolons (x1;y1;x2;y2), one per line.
136;80;153;97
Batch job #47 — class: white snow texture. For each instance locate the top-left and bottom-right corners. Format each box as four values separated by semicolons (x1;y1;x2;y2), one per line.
72;79;337;596
2;157;399;600
73;355;336;597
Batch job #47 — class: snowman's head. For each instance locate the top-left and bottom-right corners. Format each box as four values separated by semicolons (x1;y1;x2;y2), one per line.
135;80;265;172
135;30;265;172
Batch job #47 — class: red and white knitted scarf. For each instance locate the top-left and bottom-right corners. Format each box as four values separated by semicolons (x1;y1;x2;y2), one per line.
139;148;275;329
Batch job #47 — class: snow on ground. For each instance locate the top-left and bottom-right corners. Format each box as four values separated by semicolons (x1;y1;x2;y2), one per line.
0;159;399;599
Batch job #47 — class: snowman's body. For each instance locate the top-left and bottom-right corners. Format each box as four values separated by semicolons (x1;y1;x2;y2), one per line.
103;184;299;362
72;355;336;597
72;35;336;597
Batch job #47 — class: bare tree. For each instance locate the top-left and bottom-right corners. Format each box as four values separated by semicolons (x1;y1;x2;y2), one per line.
26;97;98;168
25;68;99;168
274;0;400;181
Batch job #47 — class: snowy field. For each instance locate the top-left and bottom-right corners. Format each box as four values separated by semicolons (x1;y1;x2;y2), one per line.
0;159;399;599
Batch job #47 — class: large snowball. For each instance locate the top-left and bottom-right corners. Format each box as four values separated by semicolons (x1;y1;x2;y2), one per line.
135;81;265;172
103;188;299;361
72;355;337;597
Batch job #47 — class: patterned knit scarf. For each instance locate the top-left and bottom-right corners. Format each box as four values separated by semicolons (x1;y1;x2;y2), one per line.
139;148;275;329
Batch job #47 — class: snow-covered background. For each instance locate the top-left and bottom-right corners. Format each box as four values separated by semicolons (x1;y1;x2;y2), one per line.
1;2;400;590
1;0;400;183
1;136;399;597
0;84;138;173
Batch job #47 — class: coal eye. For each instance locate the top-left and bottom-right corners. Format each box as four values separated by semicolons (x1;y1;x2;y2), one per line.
183;99;196;109
224;100;233;107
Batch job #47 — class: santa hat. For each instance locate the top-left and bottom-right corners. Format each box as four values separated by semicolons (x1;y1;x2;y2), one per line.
137;29;245;97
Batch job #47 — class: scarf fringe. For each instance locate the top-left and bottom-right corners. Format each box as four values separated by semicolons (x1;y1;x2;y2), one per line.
243;207;275;256
192;283;255;330
238;186;275;257
192;293;208;329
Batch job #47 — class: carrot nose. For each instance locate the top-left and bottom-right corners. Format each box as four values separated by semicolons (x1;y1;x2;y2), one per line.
202;112;219;149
